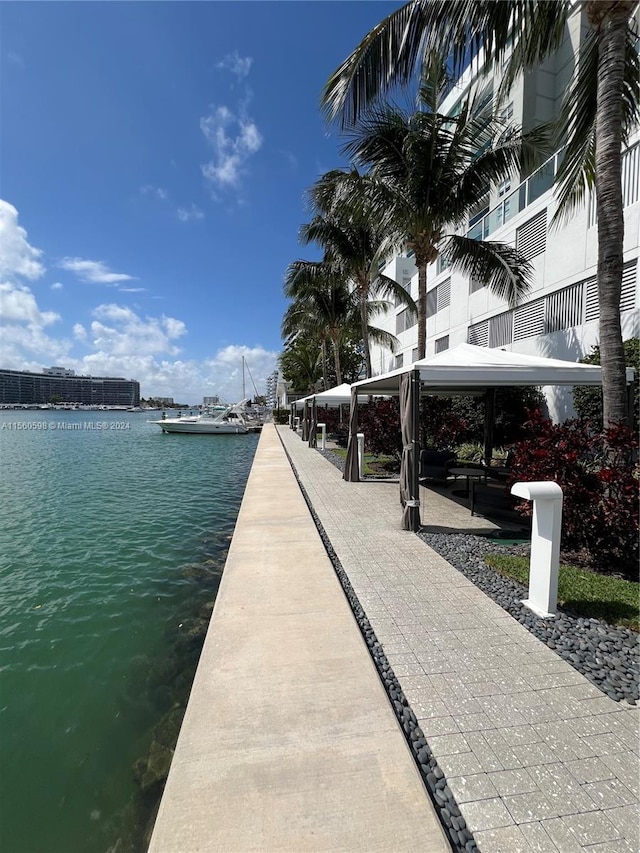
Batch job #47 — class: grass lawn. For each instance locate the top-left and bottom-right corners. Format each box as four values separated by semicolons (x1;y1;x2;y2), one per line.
484;554;640;632
327;447;398;477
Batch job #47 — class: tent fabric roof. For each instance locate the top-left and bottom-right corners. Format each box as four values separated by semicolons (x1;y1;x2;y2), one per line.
294;383;369;409
351;343;629;396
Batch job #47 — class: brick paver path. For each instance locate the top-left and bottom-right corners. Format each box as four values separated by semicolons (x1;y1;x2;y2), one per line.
279;427;640;853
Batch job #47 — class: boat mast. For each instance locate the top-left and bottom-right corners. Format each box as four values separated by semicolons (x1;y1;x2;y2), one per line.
242;356;246;400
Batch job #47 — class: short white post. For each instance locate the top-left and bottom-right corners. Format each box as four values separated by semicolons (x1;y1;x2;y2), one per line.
294;416;300;431
511;481;563;618
317;423;326;451
357;433;365;478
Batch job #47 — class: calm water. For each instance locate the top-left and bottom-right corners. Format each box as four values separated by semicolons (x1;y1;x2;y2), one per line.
0;411;258;853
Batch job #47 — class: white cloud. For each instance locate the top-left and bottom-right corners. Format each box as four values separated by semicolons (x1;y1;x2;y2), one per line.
59;257;135;285
200;345;279;402
119;287;147;293
141;185;168;200
177;204;204;222
73;323;87;341
50;282;64;291
216;51;253;80
0;282;69;368
200;104;263;192
0;200;45;281
89;303;187;357
0;282;59;326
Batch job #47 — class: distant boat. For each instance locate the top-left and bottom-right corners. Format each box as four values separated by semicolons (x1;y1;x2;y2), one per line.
153;401;256;434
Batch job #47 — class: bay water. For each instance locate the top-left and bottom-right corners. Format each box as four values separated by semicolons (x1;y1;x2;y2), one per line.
0;410;258;852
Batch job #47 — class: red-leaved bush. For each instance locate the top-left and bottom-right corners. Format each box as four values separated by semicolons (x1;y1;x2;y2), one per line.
359;399;404;458
509;410;639;577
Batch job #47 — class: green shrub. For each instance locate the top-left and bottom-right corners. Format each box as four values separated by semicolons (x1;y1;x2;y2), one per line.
455;442;485;462
272;409;291;424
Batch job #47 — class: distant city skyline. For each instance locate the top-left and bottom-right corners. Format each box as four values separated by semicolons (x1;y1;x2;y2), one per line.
0;1;400;401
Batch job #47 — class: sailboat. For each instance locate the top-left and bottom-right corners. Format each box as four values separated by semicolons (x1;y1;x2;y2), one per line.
152;358;264;434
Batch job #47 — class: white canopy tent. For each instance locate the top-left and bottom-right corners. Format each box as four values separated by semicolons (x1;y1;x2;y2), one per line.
351;343;633;395
347;343;634;531
293;383;370;409
291;383;371;448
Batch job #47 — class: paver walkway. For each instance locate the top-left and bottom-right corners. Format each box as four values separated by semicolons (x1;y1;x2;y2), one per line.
279;426;639;853
149;424;449;853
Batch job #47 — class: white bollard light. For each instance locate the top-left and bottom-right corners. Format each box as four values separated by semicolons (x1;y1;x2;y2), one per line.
317;423;326;451
511;481;563;618
357;433;365;479
294;416;300;431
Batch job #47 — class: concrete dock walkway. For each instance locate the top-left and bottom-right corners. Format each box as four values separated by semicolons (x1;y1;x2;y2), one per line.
149;425;449;853
278;426;639;853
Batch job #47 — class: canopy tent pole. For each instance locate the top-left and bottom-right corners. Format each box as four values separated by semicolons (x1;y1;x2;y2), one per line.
309;398;318;448
344;388;360;482
400;369;421;531
301;400;310;441
483;388;496;466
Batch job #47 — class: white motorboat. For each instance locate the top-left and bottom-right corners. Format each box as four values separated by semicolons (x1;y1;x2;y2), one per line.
154;402;253;434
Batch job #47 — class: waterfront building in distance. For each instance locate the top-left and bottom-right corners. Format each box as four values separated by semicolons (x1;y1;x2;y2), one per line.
0;366;140;407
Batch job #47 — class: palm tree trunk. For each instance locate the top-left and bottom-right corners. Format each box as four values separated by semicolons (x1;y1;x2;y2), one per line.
359;281;373;378
416;260;427;361
331;334;343;385
321;338;328;390
590;1;634;426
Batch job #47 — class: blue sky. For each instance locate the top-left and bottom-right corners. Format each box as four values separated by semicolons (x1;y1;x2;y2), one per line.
1;0;401;403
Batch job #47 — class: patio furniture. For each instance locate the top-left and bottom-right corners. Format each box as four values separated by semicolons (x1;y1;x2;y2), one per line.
470;480;521;522
419;449;456;483
450;466;488;498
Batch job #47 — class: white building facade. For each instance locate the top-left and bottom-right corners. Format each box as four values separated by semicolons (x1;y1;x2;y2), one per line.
370;9;639;422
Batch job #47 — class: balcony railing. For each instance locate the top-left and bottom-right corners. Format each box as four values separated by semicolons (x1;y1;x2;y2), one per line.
467;149;563;241
468;139;639;242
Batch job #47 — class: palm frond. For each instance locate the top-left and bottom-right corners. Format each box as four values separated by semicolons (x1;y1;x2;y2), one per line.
376;272;417;313
367;325;399;353
444;234;532;307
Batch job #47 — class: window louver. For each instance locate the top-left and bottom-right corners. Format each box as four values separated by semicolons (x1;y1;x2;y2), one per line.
585;276;599;321
621;261;637;311
516;209;547;260
437;278;451;310
489;311;513;347
545;283;583;333
435;335;449;353
467;320;489;347
585;261;637;320
513;298;545;340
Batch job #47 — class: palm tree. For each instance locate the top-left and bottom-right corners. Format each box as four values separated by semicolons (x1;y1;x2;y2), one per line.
341;73;535;359
322;0;640;424
283;257;400;384
278;337;322;396
302;168;417;377
283;259;355;385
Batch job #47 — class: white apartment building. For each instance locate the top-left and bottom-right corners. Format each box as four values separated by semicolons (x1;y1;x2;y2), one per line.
370;9;639;422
